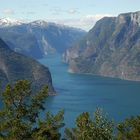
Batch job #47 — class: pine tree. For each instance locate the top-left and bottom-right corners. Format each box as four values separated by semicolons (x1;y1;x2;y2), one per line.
64;108;114;140
0;80;64;140
116;115;140;140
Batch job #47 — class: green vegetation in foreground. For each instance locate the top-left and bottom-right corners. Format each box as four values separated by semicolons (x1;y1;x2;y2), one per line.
0;80;64;140
0;80;140;140
64;108;114;140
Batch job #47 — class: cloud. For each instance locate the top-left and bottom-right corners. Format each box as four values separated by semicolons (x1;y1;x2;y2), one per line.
67;9;79;14
49;14;114;31
3;9;15;15
51;7;79;16
85;14;113;21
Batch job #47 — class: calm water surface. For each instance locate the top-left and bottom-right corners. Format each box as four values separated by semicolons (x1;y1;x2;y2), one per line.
39;54;140;128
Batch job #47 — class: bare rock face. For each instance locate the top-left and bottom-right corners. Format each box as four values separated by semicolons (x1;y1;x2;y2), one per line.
0;38;55;94
64;11;140;81
130;11;140;26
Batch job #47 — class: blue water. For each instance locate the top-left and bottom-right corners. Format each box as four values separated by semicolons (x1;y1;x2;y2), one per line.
39;54;140;128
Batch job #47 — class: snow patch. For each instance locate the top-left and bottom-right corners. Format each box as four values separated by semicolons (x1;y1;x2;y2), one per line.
0;17;23;27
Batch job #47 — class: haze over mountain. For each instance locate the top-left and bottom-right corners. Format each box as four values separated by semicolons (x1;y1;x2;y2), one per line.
0;19;86;59
63;11;140;81
0;38;54;93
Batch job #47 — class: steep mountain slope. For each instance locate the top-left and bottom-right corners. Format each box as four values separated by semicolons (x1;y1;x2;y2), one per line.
0;30;43;58
0;38;54;93
63;11;140;81
0;19;86;59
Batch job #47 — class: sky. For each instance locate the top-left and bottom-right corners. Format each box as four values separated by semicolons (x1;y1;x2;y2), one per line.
0;0;140;31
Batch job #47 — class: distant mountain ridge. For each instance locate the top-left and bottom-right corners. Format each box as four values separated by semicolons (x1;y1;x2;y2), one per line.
63;11;140;81
0;18;23;27
0;38;55;93
0;18;86;59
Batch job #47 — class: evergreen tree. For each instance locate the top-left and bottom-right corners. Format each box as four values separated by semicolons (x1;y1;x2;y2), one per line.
64;108;114;140
116;115;140;140
0;80;64;140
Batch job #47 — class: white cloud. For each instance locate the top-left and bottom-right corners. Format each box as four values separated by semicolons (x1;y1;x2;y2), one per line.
67;9;79;14
86;14;113;20
3;9;15;15
49;14;114;31
51;7;79;15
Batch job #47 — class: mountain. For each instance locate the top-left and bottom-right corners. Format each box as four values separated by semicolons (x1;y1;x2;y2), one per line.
63;11;140;81
0;19;86;59
0;30;43;59
0;18;23;27
0;38;55;93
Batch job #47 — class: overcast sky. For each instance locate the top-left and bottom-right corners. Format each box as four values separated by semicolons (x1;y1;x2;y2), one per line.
0;0;140;31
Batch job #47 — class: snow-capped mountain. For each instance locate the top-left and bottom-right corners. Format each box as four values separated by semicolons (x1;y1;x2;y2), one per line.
0;18;86;59
0;18;23;27
29;20;85;32
0;18;85;32
30;20;48;27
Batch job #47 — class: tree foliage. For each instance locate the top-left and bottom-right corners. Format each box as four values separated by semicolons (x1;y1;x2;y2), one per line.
0;80;140;140
0;80;64;140
32;110;64;140
64;108;114;140
116;115;140;140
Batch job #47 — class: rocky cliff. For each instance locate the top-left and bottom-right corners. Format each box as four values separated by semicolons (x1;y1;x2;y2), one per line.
63;11;140;81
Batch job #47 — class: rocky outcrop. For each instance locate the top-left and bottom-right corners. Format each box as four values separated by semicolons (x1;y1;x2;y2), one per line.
63;11;140;81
